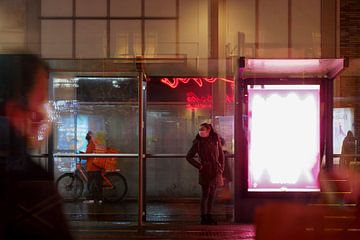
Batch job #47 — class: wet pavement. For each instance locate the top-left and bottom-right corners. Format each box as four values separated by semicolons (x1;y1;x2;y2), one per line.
65;200;360;239
65;200;255;239
70;221;255;240
64;200;234;223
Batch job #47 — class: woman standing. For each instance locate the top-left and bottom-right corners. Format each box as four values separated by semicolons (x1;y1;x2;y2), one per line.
186;123;224;225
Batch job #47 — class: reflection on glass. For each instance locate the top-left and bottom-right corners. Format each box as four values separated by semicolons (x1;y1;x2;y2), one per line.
52;77;139;178
333;108;355;154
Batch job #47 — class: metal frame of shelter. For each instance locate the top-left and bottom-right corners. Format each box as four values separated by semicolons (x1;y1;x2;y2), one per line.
234;57;345;223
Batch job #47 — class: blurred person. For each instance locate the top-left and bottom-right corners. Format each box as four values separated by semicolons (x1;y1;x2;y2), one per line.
340;130;357;168
0;54;72;239
83;131;103;204
186;123;224;225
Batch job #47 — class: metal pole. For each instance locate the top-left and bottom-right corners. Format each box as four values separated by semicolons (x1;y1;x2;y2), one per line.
326;78;334;170
142;75;147;223
138;66;144;227
234;57;245;223
48;72;55;180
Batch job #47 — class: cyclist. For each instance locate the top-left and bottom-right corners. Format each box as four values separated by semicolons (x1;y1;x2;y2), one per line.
83;131;104;204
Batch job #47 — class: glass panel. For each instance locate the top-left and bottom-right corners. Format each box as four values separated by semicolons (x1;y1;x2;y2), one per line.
145;0;176;17
225;0;256;58
258;0;289;58
76;0;107;17
178;0;209;59
52;69;139;223
75;20;107;58
41;20;73;58
145;20;176;56
147;105;211;154
110;0;141;17
0;0;26;51
291;0;321;58
41;0;73;17
146;70;235;222
334;59;360;171
110;20;142;58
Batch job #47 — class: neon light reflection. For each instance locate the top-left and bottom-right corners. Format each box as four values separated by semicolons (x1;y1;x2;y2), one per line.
248;85;321;192
161;77;234;89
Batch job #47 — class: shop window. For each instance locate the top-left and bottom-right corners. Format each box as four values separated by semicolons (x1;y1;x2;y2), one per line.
41;0;73;17
75;20;107;58
76;0;107;17
145;0;176;17
110;0;141;17
41;20;73;58
110;20;142;58
145;20;176;56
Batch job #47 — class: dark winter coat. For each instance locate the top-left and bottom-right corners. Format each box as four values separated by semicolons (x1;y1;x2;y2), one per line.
0;117;73;240
340;134;357;166
186;135;224;186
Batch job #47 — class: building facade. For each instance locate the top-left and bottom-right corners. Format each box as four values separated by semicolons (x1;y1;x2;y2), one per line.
1;0;358;223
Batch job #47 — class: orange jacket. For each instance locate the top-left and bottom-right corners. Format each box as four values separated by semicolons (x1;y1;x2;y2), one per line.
85;141;105;172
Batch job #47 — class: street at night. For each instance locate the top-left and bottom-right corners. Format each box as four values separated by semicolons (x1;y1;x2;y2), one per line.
1;0;360;239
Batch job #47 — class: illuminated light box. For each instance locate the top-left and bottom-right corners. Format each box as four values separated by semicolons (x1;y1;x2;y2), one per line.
247;85;320;192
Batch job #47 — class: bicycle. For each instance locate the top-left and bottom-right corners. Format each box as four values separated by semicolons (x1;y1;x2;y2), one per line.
56;157;128;202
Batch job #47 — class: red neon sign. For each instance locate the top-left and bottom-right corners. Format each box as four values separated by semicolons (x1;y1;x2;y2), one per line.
185;92;234;109
161;77;234;89
186;92;212;109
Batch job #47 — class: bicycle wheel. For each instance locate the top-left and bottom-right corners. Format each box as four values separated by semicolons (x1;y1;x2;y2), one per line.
103;172;128;202
56;173;84;201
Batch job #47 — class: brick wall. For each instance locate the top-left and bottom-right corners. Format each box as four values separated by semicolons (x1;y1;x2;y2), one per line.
340;0;360;58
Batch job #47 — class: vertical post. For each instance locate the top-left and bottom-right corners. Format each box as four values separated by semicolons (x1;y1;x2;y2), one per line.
142;75;147;223
210;0;226;122
137;61;144;226
141;0;145;56
255;0;259;58
326;79;334;170
210;0;219;124
175;0;180;56
72;0;76;58
234;57;245;223
48;72;55;180
321;0;337;58
288;0;292;58
106;0;110;58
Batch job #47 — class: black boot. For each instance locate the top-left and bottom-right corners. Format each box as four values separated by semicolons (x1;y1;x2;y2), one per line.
201;214;208;225
206;214;217;225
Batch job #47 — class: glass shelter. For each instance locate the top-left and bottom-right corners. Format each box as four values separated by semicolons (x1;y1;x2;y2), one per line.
234;58;345;222
48;58;235;225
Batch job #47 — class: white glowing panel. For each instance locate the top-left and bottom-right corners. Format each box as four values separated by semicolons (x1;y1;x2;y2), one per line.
248;85;320;192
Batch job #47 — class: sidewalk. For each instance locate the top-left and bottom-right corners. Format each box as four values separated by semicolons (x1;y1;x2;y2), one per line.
65;201;254;239
64;200;234;223
70;221;255;240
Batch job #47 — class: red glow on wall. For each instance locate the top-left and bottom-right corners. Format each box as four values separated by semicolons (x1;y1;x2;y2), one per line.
161;77;234;89
186;92;212;109
185;92;234;109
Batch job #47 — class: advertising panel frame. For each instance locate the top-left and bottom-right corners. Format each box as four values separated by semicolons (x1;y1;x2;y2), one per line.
234;58;345;222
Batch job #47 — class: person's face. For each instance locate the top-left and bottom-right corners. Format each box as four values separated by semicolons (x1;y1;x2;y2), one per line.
198;126;210;138
6;68;51;146
24;68;51;146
